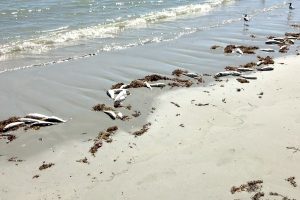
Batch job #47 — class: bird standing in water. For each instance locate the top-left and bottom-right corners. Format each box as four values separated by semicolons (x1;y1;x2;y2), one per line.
243;14;250;26
289;3;295;10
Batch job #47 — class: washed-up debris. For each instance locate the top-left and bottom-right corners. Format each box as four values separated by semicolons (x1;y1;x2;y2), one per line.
260;48;275;52
279;45;289;53
224;45;236;53
257;56;274;65
107;89;129;100
76;157;89;164
184;72;200;78
237;78;249;83
144;81;152;90
0;117;22;133
3;122;25;132
286;177;297;187
114;89;130;106
8;156;24;162
103;110;117;120
26;113;66;123
32;175;40;179
265;39;284;45
149;82;166;88
30;121;55;127
179;124;184;127
225;66;238;71
285;32;300;38
92;104;115;112
241;75;257;80
211;45;222;50
214;71;241;78
89;141;102;156
0;133;16;143
224;45;258;54
0;114;66;134
257;66;274;71
132;111;141;117
235;48;244;55
231;180;263;194
241;62;257;68
269;192;296;200
93;104;125;119
195;103;209;106
132;123;151;137
89;126;118;156
172;69;202;81
252;192;264;200
286;146;300;153
172;69;188;76
39;162;55;170
110;82;128;89
171;102;180;108
237;67;254;72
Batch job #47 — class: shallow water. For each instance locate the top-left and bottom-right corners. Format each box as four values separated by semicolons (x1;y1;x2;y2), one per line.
1;0;300;151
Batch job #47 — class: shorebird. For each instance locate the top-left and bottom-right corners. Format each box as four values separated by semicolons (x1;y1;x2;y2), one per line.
243;14;250;26
289;3;295;10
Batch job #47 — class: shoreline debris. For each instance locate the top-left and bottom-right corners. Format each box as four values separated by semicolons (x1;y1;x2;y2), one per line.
89;126;118;156
39;162;55;170
132;123;151;137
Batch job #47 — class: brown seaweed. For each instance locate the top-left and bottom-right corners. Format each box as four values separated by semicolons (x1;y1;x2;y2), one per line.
39;162;55;170
132;110;141;117
172;69;188;76
132;123;151;137
225;66;238;71
76;157;89;164
231;180;263;194
237;78;249;83
171;102;180;107
240;62;256;68
211;45;222;50
89;126;119;156
252;192;264;200
285;32;300;38
286;177;297;187
92;104;115;112
257;56;274;65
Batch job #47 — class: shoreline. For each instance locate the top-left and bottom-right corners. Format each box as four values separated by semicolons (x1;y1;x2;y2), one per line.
1;54;300;199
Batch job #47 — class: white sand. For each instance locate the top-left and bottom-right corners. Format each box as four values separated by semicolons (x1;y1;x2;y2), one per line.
1;55;300;200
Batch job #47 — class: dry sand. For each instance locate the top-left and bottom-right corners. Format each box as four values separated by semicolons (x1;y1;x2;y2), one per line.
1;55;300;199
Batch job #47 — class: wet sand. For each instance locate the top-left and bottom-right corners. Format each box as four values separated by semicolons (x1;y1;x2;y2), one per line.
1;55;300;199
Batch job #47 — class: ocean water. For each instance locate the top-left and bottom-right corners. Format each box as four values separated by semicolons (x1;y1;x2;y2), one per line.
1;0;298;73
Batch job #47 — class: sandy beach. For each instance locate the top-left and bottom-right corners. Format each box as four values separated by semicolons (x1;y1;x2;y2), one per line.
1;55;300;199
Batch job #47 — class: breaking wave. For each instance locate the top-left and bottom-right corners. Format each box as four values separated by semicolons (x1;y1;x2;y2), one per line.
0;0;231;57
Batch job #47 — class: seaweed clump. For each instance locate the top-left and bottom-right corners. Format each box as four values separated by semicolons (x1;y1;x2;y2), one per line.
39;162;55;170
89;126;118;156
231;180;263;194
257;56;274;65
0;117;21;133
132;123;151;137
92;104;115;111
172;69;188;77
224;45;258;54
